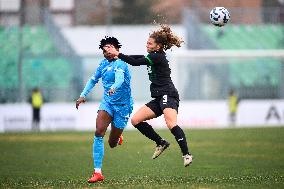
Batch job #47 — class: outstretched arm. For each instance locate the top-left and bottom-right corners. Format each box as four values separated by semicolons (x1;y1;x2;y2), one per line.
104;45;149;66
129;55;145;59
117;53;148;66
76;79;96;109
80;79;97;98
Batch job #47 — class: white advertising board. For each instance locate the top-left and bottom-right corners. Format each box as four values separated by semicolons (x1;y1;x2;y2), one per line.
0;100;283;132
238;100;284;126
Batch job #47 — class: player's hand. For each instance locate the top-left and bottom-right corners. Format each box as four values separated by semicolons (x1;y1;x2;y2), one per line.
76;97;86;109
104;45;119;56
108;88;116;95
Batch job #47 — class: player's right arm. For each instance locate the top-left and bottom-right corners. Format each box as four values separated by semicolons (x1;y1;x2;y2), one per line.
76;65;102;109
118;53;148;66
104;44;148;66
118;53;164;66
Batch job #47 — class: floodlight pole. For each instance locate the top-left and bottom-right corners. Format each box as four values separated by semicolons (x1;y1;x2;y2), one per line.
18;0;25;102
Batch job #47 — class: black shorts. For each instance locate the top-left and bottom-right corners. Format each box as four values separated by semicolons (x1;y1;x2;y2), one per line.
146;95;179;117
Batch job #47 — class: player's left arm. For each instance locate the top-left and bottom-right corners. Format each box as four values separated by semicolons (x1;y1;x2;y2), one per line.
108;62;125;95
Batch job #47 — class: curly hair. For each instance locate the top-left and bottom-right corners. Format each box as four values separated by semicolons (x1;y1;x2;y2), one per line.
99;36;122;49
150;25;184;51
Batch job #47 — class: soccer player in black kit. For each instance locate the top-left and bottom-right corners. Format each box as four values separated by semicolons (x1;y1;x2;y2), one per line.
105;25;193;167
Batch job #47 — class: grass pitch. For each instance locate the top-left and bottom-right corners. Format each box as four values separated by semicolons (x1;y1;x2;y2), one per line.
0;127;283;188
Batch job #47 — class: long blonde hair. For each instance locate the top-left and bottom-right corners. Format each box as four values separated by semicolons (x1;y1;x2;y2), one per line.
150;25;184;51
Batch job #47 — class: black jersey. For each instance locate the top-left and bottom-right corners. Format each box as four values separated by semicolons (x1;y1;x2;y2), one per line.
118;51;179;99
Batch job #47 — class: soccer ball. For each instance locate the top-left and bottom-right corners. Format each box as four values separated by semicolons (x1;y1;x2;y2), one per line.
210;7;230;27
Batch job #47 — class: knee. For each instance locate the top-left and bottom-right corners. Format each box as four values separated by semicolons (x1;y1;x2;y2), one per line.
95;128;105;137
131;117;140;126
165;120;176;129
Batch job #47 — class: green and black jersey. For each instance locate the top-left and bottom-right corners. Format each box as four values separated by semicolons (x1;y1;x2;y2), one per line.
118;51;179;99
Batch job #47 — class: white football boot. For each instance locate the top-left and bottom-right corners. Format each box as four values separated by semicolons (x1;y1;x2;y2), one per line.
152;140;170;159
183;154;193;167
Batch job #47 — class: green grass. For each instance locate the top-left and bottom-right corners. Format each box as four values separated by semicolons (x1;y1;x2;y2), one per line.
0;127;283;188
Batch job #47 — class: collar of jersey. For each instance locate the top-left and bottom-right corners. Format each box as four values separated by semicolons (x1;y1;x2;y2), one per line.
106;58;118;63
150;50;165;54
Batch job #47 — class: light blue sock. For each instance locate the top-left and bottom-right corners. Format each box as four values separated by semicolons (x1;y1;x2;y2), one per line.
93;136;104;170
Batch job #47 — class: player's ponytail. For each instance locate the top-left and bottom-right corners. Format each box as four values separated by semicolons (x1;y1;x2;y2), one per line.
150;25;184;51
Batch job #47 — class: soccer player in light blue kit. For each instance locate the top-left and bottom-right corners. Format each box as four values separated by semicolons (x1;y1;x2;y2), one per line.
76;37;133;183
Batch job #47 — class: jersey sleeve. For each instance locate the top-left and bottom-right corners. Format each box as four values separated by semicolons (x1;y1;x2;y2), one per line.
80;63;102;97
110;60;126;90
129;55;145;59
118;53;148;66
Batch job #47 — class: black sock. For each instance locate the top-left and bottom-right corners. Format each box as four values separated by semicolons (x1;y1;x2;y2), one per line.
171;125;190;156
134;122;162;145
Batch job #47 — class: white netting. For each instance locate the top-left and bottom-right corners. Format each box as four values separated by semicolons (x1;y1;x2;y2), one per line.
169;50;284;100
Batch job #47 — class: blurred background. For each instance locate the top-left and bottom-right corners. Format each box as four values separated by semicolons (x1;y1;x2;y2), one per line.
0;0;283;131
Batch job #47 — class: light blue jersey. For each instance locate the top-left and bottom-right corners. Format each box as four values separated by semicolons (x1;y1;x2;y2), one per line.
80;58;133;106
81;58;133;172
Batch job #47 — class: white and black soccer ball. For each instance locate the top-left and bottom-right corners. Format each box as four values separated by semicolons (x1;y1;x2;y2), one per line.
210;7;230;27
